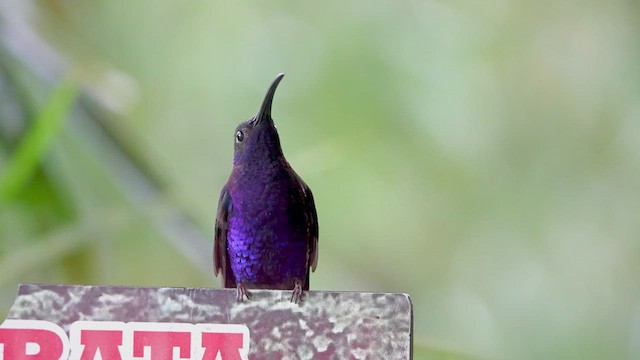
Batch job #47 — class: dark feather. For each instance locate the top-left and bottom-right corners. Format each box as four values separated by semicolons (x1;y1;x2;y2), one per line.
297;176;319;285
214;185;235;287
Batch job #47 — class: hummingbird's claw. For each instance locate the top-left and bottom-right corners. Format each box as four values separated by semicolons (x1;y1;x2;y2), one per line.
237;283;251;302
290;279;304;304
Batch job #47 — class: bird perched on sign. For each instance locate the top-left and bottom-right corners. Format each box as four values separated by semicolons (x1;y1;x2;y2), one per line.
214;74;319;303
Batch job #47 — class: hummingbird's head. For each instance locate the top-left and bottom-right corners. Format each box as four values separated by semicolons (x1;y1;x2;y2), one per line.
233;73;285;165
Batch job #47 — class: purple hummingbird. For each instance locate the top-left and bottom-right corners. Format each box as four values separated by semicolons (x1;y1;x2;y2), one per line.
214;73;319;303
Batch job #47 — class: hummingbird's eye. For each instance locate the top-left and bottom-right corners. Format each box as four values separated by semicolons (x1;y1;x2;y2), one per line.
235;130;244;142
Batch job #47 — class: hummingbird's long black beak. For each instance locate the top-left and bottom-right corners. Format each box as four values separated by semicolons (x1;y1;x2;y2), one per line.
255;73;285;125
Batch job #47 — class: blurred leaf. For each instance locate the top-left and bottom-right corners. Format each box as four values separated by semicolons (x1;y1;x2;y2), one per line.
0;209;128;285
414;343;483;360
0;78;77;204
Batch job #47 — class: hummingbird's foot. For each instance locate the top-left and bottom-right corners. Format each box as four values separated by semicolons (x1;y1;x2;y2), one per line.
236;283;251;302
290;278;304;304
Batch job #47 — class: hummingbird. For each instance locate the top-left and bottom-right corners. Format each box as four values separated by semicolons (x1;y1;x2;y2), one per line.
214;73;319;303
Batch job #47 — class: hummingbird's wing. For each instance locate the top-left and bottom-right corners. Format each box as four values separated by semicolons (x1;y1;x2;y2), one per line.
214;184;236;288
301;181;319;273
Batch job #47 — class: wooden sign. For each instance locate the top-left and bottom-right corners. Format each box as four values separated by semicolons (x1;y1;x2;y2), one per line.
1;284;413;359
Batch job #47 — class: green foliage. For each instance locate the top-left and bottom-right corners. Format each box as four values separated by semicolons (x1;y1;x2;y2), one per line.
414;343;482;360
0;79;77;204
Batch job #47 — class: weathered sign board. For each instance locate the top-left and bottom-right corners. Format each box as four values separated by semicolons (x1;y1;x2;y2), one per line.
0;284;412;359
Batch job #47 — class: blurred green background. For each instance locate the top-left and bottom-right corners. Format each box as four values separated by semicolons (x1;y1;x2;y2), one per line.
1;1;639;359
